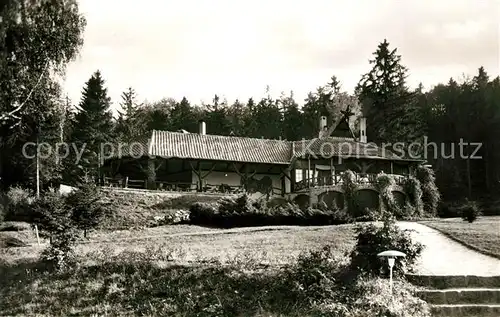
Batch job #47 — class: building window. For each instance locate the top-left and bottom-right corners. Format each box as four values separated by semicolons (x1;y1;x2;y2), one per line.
295;169;303;182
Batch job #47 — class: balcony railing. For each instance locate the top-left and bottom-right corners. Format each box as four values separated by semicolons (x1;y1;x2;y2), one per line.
102;177;281;195
294;173;407;192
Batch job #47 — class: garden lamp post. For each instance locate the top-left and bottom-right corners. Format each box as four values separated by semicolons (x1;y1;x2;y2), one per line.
377;250;406;295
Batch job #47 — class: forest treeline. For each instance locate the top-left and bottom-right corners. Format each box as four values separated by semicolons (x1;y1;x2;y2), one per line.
1;0;499;202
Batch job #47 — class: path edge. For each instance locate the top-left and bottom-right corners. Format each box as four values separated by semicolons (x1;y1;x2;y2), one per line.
419;222;500;261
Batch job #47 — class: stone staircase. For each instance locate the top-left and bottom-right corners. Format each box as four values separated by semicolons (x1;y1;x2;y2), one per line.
407;275;500;316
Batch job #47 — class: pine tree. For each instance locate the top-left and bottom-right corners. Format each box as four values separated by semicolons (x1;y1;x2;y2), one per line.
170;97;198;132
115;87;142;142
243;98;258;137
280;91;303;141
357;39;423;145
254;91;281;139
71;70;113;182
203;95;231;135
227;99;247;136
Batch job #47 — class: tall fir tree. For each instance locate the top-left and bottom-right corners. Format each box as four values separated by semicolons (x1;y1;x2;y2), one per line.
280;91;303;140
203;95;231;135
170;97;198;132
357;39;424;145
115;87;143;142
227;99;247;136
254;89;282;139
71;70;113;182
243;98;258;137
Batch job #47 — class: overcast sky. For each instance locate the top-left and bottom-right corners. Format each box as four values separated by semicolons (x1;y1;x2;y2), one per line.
62;0;499;110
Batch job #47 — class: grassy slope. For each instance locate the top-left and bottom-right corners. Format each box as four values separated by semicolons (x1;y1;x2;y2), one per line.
420;216;500;259
0;224;357;316
99;191;229;229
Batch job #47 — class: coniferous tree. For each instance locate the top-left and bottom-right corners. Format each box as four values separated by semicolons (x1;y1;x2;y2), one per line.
227;99;247;136
357;39;424;145
170;97;199;132
71;70;113;182
280;91;302;141
115;87;143;142
302;92;324;139
243;98;258;137
254;89;282;139
203;95;231;135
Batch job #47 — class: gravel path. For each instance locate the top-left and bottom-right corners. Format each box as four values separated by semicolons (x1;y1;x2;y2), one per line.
397;222;500;276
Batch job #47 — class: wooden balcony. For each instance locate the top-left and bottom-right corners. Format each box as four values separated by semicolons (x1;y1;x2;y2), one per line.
103;177;245;194
293;172;407;192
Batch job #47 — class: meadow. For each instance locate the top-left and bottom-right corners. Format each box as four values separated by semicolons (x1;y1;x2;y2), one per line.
0;221;431;317
0;223;357;266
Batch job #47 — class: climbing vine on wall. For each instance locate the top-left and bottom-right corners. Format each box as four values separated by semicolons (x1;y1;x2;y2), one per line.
403;176;424;217
416;166;440;216
341;170;358;215
375;172;398;215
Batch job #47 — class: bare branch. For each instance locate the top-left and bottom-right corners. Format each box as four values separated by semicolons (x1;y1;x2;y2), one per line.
0;60;50;123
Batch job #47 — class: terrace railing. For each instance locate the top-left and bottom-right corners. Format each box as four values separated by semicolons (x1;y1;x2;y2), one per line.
103;177;247;194
294;173;407;192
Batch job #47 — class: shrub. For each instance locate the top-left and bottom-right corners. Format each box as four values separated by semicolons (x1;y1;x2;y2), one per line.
66;182;111;238
162;209;190;225
0;234;28;248
349;278;431;317
376;172;401;216
3;186;35;222
342;170;358;216
0;221;32;232
169;194;222;209
437;201;461;218
284;245;430;317
218;194;255;215
282;245;350;306
32;190;78;270
437;200;481;219
188;194;355;227
350;216;424;278
416;166;440;216
189;201;220;226
403;176;424;217
461;200;480;223
354;208;381;222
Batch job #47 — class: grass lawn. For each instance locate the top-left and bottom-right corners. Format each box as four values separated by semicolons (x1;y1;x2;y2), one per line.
0;224;358;316
420;216;500;259
0;224;357;266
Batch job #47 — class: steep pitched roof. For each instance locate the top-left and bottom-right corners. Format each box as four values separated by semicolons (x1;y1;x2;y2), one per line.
293;137;421;161
329;117;355;139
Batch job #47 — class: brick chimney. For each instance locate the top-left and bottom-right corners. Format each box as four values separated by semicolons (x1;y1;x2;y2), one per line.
199;120;206;135
359;117;367;143
319;116;327;138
